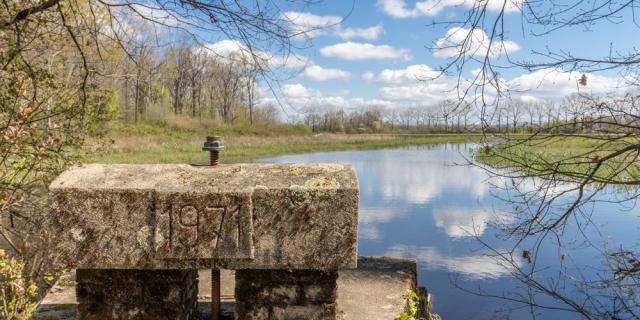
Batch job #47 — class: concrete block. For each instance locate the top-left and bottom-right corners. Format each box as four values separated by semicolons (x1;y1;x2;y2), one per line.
48;163;359;270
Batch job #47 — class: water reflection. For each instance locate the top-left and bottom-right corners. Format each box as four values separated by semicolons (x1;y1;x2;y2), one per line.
431;206;508;238
355;145;490;204
385;244;517;279
259;144;640;320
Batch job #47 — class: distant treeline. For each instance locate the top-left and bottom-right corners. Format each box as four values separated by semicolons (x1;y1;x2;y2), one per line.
301;94;640;134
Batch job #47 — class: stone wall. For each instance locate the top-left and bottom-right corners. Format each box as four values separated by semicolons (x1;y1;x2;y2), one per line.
235;270;338;320
76;269;198;320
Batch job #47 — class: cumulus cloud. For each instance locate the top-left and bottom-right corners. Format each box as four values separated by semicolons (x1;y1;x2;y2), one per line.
280;83;349;109
336;24;384;40
378;0;521;18
277;83;406;111
303;65;351;81
365;64;441;85
203;39;312;68
356;64;627;109
433;27;520;58
271;54;313;69
203;39;246;59
282;11;342;38
362;72;375;81
320;42;412;61
507;68;628;98
379;84;459;102
363;64;463;102
282;11;383;41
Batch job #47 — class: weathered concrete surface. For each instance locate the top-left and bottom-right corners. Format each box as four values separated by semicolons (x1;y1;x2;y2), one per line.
76;269;198;320
34;271;78;320
235;269;338;319
33;257;420;320
336;257;417;320
48;163;358;270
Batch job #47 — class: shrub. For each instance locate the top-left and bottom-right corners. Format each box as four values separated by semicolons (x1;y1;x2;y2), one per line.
0;250;38;320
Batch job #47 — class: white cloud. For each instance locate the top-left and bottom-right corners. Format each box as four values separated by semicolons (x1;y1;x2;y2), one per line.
270;54;313;69
203;39;246;59
362;72;375;81
367;64;441;85
377;0;521;18
433;27;520;58
320;42;412;61
203;40;312;69
281;83;319;98
337;24;384;40
303;65;351;81
364;64;464;102
379;84;459;102
277;83;405;112
354;64;627;109
518;95;540;103
280;83;349;109
275;68;626;116
385;244;518;279
282;11;342;38
282;10;384;41
507;68;628;98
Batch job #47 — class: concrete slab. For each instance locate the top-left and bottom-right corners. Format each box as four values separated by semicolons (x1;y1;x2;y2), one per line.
337;257;417;320
33;257;419;320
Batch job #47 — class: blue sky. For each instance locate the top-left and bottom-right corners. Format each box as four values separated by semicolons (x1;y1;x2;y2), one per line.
204;0;637;116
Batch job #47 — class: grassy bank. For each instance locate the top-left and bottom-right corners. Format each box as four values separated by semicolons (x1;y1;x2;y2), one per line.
83;122;482;164
476;135;640;181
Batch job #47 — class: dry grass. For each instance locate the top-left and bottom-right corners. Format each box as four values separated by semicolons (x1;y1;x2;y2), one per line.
83;122;482;164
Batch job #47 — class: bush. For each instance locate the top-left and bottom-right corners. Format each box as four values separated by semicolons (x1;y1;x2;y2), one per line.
0;250;38;320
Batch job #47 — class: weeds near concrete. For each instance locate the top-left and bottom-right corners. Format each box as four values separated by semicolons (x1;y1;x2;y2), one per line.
399;289;442;320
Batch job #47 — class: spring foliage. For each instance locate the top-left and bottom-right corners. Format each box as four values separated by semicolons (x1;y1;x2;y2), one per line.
0;250;38;319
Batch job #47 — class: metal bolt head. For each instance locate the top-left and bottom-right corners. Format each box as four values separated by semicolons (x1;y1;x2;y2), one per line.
203;136;225;151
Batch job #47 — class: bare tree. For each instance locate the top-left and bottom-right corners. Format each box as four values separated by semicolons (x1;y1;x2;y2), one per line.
431;1;640;318
437;100;454;132
385;108;400;131
0;0;325;308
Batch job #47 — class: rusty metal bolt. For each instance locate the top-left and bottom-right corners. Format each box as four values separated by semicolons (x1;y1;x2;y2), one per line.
202;136;224;166
203;136;224;319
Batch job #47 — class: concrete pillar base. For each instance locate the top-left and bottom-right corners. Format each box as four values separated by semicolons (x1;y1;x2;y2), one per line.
76;269;198;320
235;270;338;320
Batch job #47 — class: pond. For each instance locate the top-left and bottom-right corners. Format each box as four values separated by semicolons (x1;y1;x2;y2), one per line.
259;143;640;320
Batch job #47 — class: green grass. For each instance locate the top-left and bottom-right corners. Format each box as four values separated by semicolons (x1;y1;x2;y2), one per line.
476;135;640;182
83;122;482;164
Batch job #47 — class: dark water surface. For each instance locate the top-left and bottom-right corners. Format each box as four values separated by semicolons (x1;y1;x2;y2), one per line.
259;144;640;320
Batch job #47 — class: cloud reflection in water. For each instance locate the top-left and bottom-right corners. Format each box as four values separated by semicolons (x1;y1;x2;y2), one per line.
432;206;512;238
385;244;518;279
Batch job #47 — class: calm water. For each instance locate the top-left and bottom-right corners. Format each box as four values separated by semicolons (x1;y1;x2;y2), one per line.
260;144;640;320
